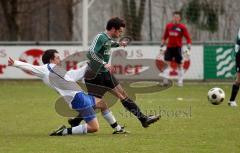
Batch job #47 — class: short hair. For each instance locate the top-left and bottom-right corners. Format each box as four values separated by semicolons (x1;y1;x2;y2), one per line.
106;17;125;31
173;11;182;17
42;49;58;64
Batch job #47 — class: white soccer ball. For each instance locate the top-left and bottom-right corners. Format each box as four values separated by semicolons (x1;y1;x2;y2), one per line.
207;87;225;105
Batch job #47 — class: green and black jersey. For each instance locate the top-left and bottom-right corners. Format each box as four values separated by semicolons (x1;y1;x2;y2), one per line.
235;27;240;72
235;27;240;53
87;32;120;73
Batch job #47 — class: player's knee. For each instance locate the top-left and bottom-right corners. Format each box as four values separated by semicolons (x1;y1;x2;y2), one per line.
97;102;108;113
90;125;99;133
100;103;108;112
87;122;99;133
234;77;240;86
118;90;128;99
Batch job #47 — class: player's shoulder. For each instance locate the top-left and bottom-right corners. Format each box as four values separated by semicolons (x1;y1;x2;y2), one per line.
178;23;188;28
94;32;109;42
166;22;173;27
99;32;109;38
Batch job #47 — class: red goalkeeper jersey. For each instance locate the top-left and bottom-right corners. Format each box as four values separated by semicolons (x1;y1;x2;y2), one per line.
162;22;191;47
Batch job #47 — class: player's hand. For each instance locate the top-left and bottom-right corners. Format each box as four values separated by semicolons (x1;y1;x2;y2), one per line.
8;57;14;66
104;63;114;74
119;41;127;47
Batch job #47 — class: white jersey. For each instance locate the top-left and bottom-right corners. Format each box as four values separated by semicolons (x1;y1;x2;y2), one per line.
13;61;87;107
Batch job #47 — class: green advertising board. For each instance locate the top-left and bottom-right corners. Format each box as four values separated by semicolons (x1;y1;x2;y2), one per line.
204;45;235;79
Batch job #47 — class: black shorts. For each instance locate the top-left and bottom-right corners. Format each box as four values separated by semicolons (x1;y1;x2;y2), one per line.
84;70;119;98
236;51;240;72
164;47;182;64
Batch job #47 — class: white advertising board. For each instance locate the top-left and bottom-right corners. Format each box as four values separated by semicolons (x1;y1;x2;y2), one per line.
0;45;203;80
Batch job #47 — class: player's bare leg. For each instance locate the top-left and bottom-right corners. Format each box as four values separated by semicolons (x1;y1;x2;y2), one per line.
111;84;160;128
51;97;126;136
68;97;128;134
50;98;103;136
50;117;99;136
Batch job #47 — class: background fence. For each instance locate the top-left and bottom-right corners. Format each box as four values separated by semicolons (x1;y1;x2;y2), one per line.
0;0;240;42
0;0;239;80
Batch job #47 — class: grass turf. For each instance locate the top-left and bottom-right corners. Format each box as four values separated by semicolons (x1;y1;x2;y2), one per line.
0;80;239;153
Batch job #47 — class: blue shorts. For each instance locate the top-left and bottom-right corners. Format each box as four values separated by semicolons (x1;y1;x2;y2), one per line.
71;92;96;123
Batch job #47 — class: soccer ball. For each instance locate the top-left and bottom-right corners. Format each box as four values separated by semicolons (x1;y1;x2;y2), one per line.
207;87;225;105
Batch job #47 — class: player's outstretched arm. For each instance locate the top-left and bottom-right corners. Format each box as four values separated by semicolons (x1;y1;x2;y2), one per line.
8;57;46;78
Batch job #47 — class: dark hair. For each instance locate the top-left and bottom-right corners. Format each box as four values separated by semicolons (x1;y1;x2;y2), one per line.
42;49;58;64
173;11;182;17
106;17;125;30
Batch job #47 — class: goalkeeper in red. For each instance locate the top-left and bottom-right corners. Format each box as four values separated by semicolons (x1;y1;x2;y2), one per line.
160;11;192;86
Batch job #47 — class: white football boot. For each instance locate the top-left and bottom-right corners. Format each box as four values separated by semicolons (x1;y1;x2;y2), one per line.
228;101;238;107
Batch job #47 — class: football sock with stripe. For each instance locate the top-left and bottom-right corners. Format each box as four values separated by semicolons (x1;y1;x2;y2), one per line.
62;124;88;135
102;110;121;131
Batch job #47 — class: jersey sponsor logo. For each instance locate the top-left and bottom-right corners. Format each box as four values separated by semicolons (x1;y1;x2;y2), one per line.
175;27;182;32
104;51;111;55
169;32;178;36
104;41;111;55
19;49;44;75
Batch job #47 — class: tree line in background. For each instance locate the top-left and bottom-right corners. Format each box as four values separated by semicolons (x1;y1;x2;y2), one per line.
0;0;74;41
0;0;239;42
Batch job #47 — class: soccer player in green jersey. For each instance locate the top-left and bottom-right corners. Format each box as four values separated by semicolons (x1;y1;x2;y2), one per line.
229;27;240;107
69;17;160;128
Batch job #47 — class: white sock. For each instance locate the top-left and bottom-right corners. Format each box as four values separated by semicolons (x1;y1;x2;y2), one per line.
63;124;87;135
102;110;121;131
178;67;184;83
62;129;68;135
163;67;170;79
162;68;170;84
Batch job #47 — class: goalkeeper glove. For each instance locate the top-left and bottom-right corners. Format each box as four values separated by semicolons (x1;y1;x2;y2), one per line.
159;44;165;55
183;44;191;57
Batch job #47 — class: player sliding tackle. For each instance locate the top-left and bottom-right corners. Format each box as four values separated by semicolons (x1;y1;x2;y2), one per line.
8;49;128;136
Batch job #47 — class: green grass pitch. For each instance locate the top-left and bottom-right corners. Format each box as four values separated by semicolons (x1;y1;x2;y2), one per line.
0;80;240;153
